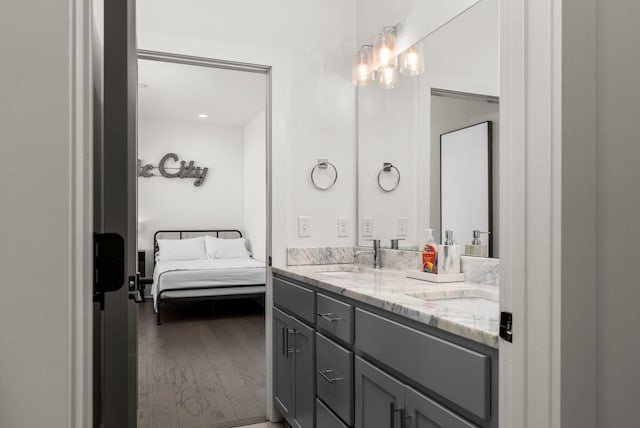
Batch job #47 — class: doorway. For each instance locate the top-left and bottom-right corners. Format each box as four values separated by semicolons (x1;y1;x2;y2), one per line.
135;50;272;428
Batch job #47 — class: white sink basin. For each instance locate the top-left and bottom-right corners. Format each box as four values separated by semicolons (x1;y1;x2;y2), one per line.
403;289;499;319
430;297;499;319
317;267;371;276
318;271;355;276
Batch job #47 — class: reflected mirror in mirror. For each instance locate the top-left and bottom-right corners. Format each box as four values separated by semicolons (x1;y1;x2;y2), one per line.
439;118;494;257
356;0;499;258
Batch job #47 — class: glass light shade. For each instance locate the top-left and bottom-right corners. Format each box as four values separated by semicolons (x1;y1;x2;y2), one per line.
399;43;425;76
373;28;397;70
377;65;399;89
352;49;374;86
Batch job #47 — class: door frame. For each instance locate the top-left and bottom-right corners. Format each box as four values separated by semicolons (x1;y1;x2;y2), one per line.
499;1;597;427
135;49;275;420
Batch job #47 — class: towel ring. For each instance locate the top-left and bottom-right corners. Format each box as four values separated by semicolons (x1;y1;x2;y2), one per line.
377;162;400;192
311;159;338;190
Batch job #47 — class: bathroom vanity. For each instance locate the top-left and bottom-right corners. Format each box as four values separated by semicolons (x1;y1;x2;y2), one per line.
272;265;499;428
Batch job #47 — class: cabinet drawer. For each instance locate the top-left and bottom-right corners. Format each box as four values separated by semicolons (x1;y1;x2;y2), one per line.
316;399;348;428
355;309;490;420
316;333;353;425
273;276;315;324
316;293;353;344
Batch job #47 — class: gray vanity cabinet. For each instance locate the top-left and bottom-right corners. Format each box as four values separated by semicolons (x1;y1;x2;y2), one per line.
405;387;478;428
355;357;479;428
273;307;315;428
273;272;497;428
355;357;405;428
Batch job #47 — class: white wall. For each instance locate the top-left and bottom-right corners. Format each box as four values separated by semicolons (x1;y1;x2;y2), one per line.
137;0;358;264
0;1;92;427
138;119;245;273
595;0;640;425
244;110;267;262
357;76;419;246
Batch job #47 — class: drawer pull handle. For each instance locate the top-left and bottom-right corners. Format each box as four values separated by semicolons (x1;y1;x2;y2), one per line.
317;369;343;384
286;328;295;356
318;312;343;323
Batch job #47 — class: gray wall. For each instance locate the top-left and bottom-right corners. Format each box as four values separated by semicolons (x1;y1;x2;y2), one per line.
596;0;640;426
0;1;76;427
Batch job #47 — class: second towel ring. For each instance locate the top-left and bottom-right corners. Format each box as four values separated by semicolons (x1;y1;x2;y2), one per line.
377;162;400;192
311;159;338;190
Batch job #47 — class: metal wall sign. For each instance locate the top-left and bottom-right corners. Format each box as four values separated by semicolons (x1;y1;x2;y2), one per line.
137;153;208;186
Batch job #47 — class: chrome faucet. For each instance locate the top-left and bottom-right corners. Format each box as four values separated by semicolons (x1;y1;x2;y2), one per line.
354;239;382;269
390;238;405;250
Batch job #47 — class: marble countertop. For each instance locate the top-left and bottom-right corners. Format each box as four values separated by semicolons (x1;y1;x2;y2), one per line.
272;264;500;348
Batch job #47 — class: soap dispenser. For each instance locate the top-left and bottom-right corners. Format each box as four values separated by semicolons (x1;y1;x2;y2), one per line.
421;228;438;273
465;230;490;257
439;230;461;274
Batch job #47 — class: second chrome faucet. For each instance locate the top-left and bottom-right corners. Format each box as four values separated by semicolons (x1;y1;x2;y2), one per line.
354;239;381;269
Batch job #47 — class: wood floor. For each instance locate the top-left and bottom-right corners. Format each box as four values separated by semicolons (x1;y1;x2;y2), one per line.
138;299;268;428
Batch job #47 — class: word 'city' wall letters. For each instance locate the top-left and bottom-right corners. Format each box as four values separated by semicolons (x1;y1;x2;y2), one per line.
137;153;208;187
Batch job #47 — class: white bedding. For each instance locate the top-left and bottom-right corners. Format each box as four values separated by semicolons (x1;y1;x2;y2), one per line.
152;258;266;311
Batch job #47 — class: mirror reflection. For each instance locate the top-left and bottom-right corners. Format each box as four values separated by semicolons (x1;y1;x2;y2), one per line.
357;0;499;257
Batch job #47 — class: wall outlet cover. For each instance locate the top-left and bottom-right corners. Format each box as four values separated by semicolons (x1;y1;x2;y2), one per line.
337;217;349;237
397;217;408;237
298;216;311;237
362;217;373;237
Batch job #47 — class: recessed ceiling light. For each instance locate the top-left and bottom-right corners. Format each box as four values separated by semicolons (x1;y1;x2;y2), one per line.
198;114;208;118
138;83;148;89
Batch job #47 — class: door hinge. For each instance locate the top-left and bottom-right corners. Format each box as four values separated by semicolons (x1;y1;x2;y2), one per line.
500;311;513;343
268;256;272;267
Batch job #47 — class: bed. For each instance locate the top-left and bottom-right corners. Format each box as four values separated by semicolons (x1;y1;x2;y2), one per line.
152;229;266;325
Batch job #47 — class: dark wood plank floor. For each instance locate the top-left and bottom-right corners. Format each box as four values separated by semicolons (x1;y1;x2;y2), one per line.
138;299;267;428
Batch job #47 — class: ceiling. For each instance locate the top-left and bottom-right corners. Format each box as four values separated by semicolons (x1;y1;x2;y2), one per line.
138;58;266;126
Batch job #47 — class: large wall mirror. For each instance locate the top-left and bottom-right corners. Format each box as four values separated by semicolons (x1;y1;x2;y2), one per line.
357;0;499;258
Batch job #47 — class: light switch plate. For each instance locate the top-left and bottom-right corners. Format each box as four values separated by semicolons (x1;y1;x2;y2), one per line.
337;217;349;237
397;217;408;237
298;216;311;237
362;217;373;237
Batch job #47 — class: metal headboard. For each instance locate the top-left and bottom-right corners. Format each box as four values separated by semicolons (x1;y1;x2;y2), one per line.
153;229;243;266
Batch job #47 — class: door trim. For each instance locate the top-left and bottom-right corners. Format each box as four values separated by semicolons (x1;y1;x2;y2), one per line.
71;0;93;426
135;49;275;421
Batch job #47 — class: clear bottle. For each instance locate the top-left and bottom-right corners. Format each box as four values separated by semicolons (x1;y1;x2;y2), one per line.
422;228;438;273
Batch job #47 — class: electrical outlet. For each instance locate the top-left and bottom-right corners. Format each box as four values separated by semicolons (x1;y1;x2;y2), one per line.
337;217;349;237
397;217;408;237
298;216;311;237
362;217;373;237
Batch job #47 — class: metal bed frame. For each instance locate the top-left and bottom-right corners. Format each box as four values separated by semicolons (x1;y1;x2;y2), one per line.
153;229;266;325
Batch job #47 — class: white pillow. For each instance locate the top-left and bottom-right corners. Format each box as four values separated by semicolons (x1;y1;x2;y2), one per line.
204;236;251;259
157;237;206;261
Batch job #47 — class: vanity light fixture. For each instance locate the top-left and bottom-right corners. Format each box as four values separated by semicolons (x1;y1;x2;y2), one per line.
352;45;375;86
372;26;398;70
399;42;424;76
198;113;208;118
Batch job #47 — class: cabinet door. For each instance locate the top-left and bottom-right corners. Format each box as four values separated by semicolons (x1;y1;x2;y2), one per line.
274;308;294;418
406;386;478;428
355;357;406;428
291;315;315;428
